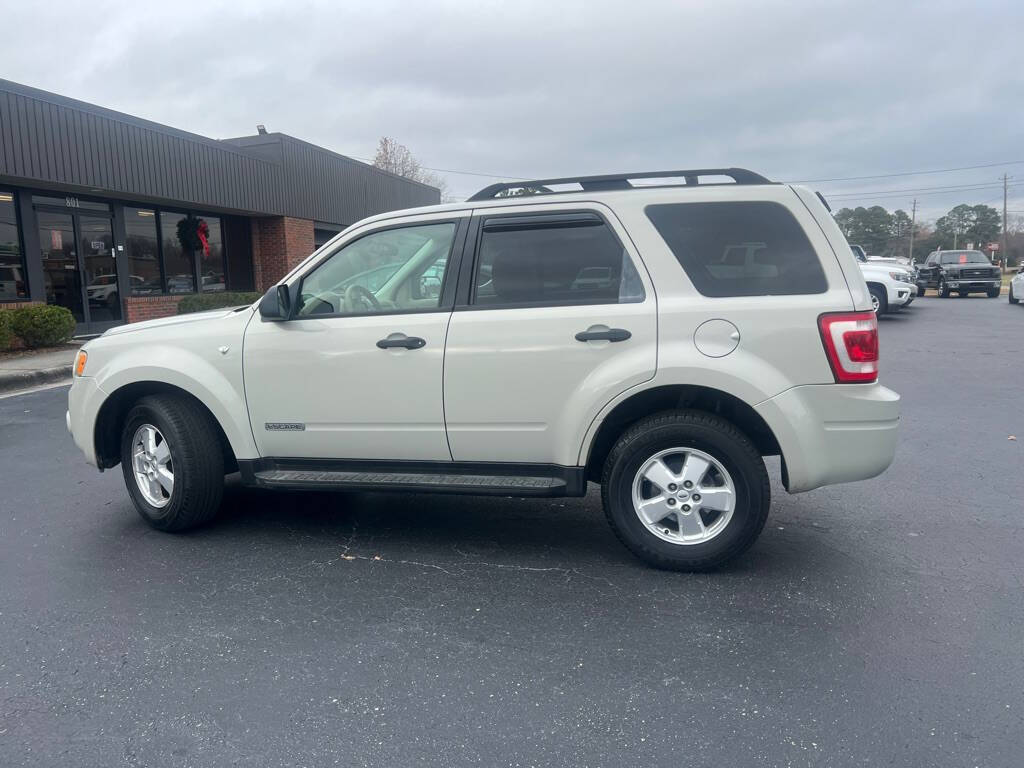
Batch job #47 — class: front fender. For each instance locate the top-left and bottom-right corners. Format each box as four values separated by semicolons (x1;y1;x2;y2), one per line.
84;310;258;463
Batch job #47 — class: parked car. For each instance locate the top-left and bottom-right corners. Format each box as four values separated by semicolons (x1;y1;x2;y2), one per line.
66;167;900;571
852;246;915;312
86;275;147;307
1009;265;1024;305
917;250;1001;298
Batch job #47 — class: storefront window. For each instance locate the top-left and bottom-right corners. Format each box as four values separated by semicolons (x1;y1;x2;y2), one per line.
196;215;225;292
0;190;27;300
160;211;195;294
124;208;162;295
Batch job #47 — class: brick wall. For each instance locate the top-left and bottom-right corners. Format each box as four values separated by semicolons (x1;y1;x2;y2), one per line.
0;300;43;311
252;216;315;292
123;295;187;323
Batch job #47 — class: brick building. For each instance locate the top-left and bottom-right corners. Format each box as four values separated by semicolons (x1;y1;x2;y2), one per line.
0;79;439;334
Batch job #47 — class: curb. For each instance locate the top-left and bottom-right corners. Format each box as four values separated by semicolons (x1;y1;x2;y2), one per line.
0;365;73;395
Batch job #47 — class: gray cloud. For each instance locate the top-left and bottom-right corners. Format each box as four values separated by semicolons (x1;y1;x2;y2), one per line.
4;0;1022;218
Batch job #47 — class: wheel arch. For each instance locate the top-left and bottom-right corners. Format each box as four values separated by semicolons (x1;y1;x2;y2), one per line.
94;381;238;472
582;384;781;483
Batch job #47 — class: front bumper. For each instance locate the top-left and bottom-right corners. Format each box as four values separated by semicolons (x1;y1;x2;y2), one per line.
887;282;912;306
755;382;900;493
67;376;106;467
945;279;1000;292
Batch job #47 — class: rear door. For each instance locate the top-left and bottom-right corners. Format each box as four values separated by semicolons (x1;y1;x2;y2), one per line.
443;204;657;467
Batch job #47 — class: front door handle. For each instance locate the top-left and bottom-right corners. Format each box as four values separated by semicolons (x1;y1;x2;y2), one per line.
575;327;631;343
376;334;426;350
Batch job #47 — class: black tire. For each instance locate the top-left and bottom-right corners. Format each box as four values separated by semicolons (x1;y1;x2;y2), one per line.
988;287;1000;298
868;284;887;314
601;410;770;571
958;290;967;297
938;277;950;298
120;394;224;531
1010;285;1019;304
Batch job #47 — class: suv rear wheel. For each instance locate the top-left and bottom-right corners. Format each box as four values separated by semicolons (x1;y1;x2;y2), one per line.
601;410;770;571
120;394;224;531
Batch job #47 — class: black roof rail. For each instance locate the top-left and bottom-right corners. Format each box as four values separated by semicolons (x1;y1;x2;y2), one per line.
466;167;773;201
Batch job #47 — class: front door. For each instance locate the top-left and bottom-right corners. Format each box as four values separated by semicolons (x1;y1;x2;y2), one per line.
37;207;120;334
243;214;466;460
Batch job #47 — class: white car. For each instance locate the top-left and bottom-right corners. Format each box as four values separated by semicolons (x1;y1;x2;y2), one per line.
1010;266;1024;305
67;167;900;571
853;250;915;313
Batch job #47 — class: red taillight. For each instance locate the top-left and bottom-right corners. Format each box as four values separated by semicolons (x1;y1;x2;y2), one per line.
818;311;879;383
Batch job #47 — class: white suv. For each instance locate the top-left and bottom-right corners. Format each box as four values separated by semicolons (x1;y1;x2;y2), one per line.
67;168;900;570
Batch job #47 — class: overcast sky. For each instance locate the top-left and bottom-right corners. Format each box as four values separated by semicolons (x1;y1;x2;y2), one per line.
5;0;1023;220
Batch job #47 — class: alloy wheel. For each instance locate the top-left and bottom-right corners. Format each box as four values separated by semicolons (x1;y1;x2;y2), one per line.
631;447;736;545
131;424;174;508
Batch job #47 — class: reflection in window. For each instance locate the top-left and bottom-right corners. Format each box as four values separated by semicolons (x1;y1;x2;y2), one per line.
160;211;194;294
0;190;27;300
196;216;225;292
124;208;162;295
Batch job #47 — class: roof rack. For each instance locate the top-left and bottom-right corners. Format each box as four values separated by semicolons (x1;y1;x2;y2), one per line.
466;167;773;201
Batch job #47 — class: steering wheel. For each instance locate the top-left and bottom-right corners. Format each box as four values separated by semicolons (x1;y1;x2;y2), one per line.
344;283;381;313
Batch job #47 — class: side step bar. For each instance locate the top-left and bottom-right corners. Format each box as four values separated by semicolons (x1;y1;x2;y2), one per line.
238;459;587;498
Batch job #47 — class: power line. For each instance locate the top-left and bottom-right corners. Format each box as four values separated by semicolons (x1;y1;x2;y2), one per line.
827;181;1024;201
788;160;1024;184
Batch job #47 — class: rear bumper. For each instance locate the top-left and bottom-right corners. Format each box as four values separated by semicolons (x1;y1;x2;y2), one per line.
756;382;900;493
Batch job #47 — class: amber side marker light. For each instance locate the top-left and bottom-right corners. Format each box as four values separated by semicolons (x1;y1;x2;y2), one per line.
74;350;88;377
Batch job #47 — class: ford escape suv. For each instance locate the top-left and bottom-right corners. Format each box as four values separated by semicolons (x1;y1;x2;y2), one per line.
67;168;900;571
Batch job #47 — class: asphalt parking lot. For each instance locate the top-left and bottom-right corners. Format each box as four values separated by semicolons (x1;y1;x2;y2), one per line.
1;296;1022;767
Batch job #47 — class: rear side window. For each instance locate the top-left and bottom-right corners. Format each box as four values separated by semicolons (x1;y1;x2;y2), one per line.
471;214;645;307
645;201;827;297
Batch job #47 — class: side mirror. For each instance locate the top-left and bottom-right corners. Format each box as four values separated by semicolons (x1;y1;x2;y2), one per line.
259;284;292;321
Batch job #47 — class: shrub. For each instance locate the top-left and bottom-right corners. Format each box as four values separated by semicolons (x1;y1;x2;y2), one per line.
0;310;14;351
9;304;76;348
177;292;261;315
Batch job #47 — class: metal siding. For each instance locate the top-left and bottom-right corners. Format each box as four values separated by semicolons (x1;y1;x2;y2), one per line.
0;81;439;220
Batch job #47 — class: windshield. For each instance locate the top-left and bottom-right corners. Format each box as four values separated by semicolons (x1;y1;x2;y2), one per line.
940;251;989;265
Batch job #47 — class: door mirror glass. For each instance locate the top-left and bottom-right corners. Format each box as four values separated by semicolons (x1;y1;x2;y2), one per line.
259;284;292;321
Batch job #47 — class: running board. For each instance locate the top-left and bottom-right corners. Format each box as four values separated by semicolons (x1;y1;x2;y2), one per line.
238;459;587;497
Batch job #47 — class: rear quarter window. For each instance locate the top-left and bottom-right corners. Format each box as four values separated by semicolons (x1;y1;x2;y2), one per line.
645;201;827;297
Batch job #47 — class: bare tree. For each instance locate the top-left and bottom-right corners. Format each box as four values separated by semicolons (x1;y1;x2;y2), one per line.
372;137;450;201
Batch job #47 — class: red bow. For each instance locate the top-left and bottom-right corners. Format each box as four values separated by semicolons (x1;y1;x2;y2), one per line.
197;219;210;257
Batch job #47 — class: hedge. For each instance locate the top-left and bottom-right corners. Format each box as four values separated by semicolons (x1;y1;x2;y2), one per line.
176;292;261;315
7;305;77;348
0;310;14;351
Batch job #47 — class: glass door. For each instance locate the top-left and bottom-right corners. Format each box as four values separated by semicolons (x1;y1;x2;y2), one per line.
38;211;84;323
36;207;121;332
80;215;121;323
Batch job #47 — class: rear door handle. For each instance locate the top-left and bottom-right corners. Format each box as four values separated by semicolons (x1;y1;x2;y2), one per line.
376;334;426;350
575;327;631;343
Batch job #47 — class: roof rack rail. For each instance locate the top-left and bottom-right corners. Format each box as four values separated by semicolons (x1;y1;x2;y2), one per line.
466;167;773;201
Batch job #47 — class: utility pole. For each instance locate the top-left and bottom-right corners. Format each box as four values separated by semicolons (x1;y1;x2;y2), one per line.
909;199;917;263
1002;173;1009;270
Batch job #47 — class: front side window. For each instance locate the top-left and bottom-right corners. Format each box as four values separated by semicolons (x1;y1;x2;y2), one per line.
0;190;27;300
296;221;456;317
471;215;644;307
646;201;827;297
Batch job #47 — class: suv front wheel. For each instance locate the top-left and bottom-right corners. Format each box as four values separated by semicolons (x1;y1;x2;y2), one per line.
601;410;770;571
120;394;224;531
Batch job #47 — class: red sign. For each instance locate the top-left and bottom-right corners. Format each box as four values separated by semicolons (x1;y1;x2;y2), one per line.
987;242;1000;251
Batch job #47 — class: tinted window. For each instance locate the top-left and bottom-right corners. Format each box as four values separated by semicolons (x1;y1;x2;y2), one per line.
0;190;27;300
646;202;827;297
297;222;456;317
196;215;225;292
472;216;644;307
940;251;989;265
160;212;195;294
124;208;162;295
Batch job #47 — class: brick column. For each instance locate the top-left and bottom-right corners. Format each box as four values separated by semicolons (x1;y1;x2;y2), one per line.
252;216;315;292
